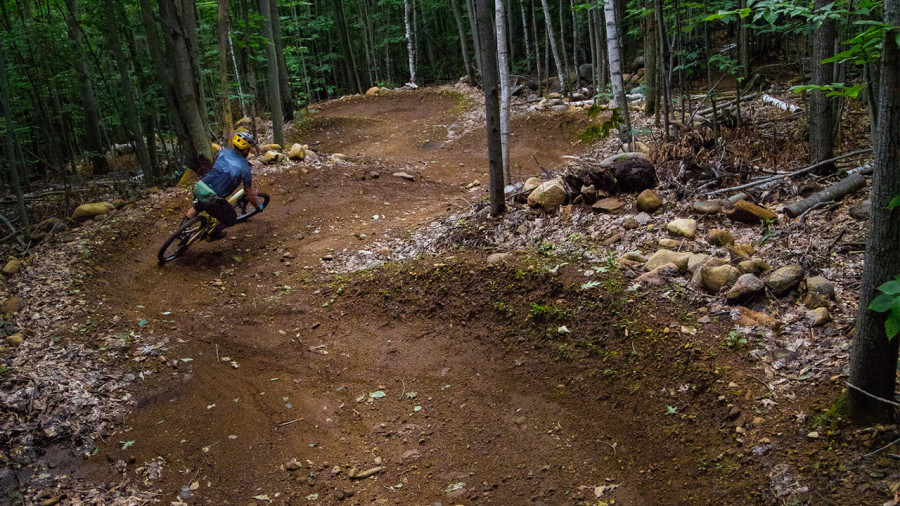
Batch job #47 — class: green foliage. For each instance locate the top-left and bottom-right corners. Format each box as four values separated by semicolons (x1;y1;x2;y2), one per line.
726;330;748;348
867;275;900;340
579;107;625;143
790;83;866;98
889;195;900;211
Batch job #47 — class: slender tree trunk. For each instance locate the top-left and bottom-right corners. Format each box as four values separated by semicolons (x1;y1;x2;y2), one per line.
532;0;542;93
452;0;475;82
467;0;483;76
520;0;532;72
476;0;505;216
540;0;567;95
604;0;631;143
570;0;579;86
738;0;750;80
496;0;511;184
0;41;28;238
218;0;233;138
643;1;659;115
810;0;837;173
588;7;597;92
333;0;362;93
848;0;900;424
104;0;154;182
270;1;294;120
655;0;671;138
259;0;283;145
558;0;569;87
62;0;108;175
404;0;417;84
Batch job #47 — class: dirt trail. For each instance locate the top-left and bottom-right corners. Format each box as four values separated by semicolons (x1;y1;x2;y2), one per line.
62;89;765;504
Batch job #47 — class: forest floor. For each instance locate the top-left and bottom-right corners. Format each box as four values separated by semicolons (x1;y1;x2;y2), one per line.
1;86;897;505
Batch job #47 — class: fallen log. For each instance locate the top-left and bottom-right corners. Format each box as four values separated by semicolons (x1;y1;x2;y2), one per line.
708;148;873;195
783;164;874;218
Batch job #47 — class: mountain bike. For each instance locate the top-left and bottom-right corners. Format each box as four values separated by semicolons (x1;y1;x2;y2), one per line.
157;188;270;265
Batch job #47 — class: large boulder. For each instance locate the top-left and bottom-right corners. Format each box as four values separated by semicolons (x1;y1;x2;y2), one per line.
527;179;568;209
72;202;115;222
764;264;804;296
598;153;657;193
523;177;542;193
806;276;835;299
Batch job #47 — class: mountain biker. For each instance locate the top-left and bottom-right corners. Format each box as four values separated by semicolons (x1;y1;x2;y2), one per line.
184;132;263;241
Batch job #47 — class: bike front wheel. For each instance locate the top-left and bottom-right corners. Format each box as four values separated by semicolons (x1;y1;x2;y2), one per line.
158;215;208;265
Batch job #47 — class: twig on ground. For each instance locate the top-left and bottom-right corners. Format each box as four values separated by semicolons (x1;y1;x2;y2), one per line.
845;382;900;408
397;378;406;400
861;437;900;459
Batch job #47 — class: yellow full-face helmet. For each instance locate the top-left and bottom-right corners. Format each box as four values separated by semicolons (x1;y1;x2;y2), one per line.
232;132;257;152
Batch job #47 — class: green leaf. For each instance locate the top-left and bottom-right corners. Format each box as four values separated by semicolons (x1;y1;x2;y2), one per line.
888;195;900;211
886;301;900;340
868;293;894;312
120;440;135;450
369;390;386;399
581;280;601;290
876;280;900;296
665;405;678;415
138;319;147;327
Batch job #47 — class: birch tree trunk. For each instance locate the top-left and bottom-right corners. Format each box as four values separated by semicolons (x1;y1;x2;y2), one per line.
104;0;155;182
848;0;900;424
496;0;511;183
404;0;417;84
475;0;506;216
540;0;568;95
520;0;531;70
62;0;108;175
218;0;233;139
258;0;283;145
604;0;631;143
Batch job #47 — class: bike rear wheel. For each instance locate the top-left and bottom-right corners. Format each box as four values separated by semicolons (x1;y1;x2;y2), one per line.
158;216;208;265
234;192;270;223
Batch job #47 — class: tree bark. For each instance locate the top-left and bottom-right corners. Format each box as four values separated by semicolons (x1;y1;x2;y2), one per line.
104;0;155;182
496;0;511;184
848;0;900;424
476;0;505;216
604;0;631;143
520;0;531;72
809;0;837;173
259;0;283;145
540;0;567;95
643;0;658;115
333;0;362;94
270;1;294;120
218;0;233;139
62;0;108;175
451;0;475;82
467;0;483;76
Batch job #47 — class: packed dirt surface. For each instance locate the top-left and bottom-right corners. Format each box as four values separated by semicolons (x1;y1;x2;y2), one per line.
7;88;891;505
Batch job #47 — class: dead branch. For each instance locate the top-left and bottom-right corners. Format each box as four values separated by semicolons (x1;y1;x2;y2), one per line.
708;149;873;195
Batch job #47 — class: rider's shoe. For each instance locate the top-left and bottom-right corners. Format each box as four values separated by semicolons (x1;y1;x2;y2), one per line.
208;228;227;242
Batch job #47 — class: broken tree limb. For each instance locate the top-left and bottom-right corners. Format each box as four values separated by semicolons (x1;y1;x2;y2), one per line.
708;148;873;195
761;94;802;113
783;164;874;218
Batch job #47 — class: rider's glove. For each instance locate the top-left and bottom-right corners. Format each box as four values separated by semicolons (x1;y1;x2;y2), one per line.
258;204;264;212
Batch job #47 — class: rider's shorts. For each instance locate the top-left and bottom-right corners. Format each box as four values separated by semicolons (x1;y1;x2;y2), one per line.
195;198;237;227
